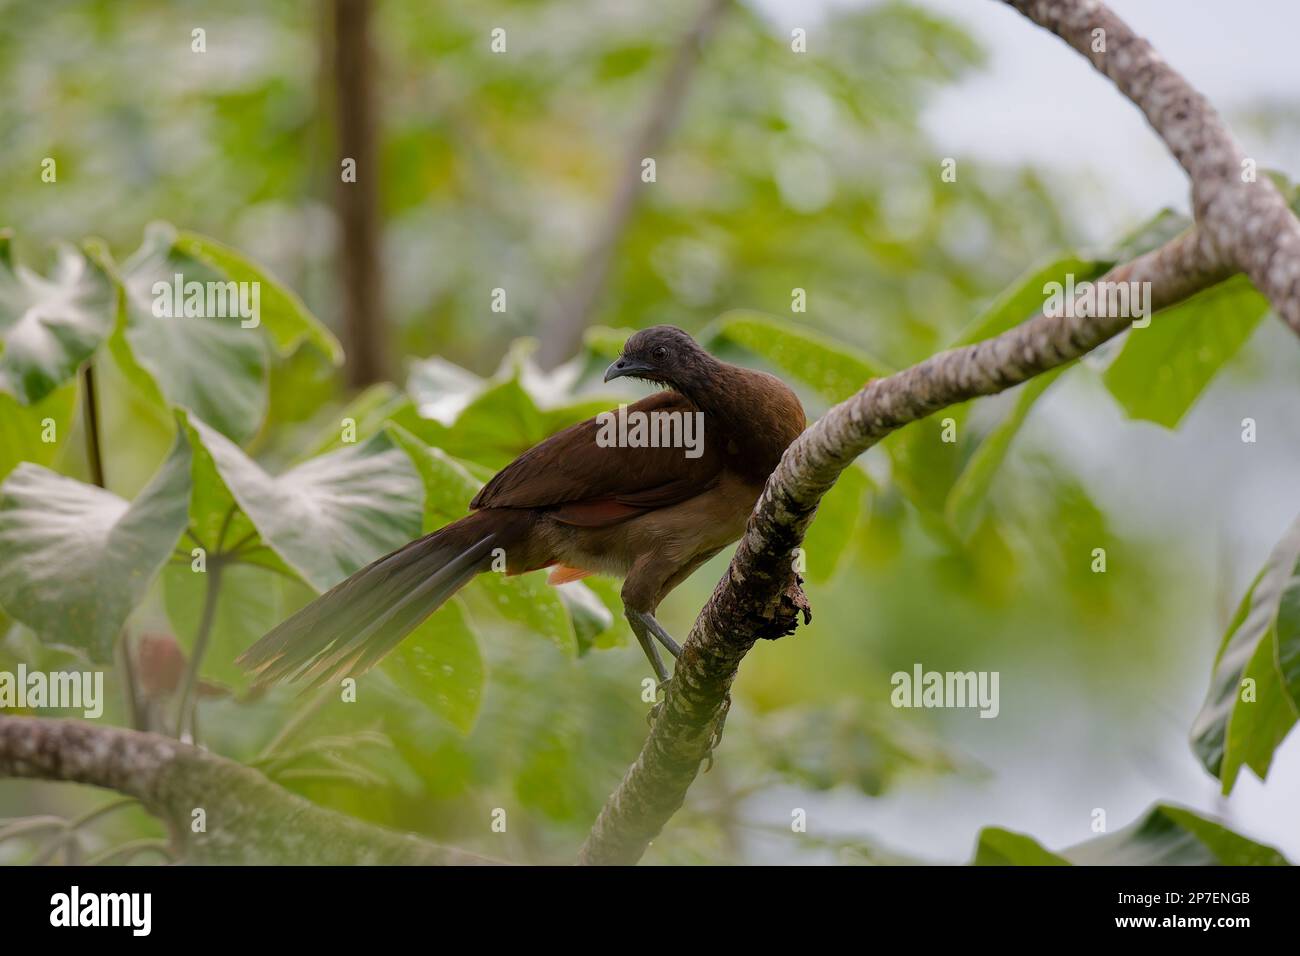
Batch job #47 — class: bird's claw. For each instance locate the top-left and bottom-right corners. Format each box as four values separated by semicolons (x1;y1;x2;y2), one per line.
645;678;672;724
701;692;732;773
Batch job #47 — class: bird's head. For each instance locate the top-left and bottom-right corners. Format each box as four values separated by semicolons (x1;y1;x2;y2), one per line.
603;325;715;391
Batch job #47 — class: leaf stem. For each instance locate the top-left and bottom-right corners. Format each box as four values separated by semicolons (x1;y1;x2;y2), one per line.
79;361;105;488
83;358;147;730
214;504;236;554
173;560;224;740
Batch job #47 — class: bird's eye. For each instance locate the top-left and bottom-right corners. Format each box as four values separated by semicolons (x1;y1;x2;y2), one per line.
653;346;668;360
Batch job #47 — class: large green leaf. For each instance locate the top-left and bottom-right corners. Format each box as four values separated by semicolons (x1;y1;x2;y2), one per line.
405;354;488;425
164;561;312;692
705;310;891;404
945;367;1066;539
884;261;1095;522
174;230;343;365
951;256;1111;347
381;598;484;733
973;804;1288;865
112;223;269;443
178;410;423;592
302;383;412;459
0;381;76;482
0;432;191;660
802;463;870;582
0;234;116;404
971;828;1070;865
895;257;1105;529
1103;276;1269;428
1191;513;1300;792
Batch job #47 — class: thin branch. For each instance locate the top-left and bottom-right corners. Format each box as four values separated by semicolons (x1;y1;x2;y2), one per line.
1002;0;1300;334
536;0;732;368
0;718;505;865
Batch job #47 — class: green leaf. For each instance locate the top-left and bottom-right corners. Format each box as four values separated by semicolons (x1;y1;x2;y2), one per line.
164;561;311;692
381;598;484;733
706;310;891;404
971;828;1070;866
802;463;870;582
178;410;423;592
0;234;116;404
883;404;971;519
0;432;191;660
952;256;1111;347
1066;804;1288;865
1103;276;1269;428
575;576;632;649
895;255;1107;528
174;230;343;365
386;424;478;528
0;382;75;482
302;383;411;459
1191;512;1300;792
1106;208;1192;264
973;804;1288;865
405;354;486;424
443;376;551;469
555;581;615;654
946;367;1066;539
389;424;577;656
112;222;269;443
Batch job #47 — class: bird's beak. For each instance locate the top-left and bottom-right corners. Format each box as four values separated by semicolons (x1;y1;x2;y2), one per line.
604;357;655;383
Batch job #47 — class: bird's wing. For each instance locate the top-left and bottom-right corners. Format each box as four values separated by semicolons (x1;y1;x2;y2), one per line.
469;390;725;524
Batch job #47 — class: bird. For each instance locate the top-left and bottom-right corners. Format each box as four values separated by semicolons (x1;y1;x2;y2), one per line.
238;325;807;695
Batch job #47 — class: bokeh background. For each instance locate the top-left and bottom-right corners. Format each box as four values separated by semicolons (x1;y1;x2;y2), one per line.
1;0;1297;863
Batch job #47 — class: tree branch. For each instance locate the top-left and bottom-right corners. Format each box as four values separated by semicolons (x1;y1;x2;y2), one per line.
1003;0;1300;335
578;229;1229;864
580;0;1300;867
331;0;391;386
537;0;732;368
0;717;503;865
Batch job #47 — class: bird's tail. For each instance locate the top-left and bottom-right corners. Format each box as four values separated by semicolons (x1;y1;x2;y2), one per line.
238;510;511;689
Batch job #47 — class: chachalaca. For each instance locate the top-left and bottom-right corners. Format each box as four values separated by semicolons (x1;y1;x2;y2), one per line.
239;325;806;697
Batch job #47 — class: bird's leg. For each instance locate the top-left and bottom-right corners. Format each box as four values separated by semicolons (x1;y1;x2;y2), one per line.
627;611;671;685
629;609;682;659
626;609;683;724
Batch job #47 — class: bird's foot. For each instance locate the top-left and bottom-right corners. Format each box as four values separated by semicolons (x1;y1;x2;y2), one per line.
701;692;732;773
646;678;671;725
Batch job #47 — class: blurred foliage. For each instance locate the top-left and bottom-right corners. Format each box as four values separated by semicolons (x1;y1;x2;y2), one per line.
0;0;1294;866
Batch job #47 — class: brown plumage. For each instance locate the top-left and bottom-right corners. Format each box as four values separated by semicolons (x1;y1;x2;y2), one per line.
239;325;806;688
